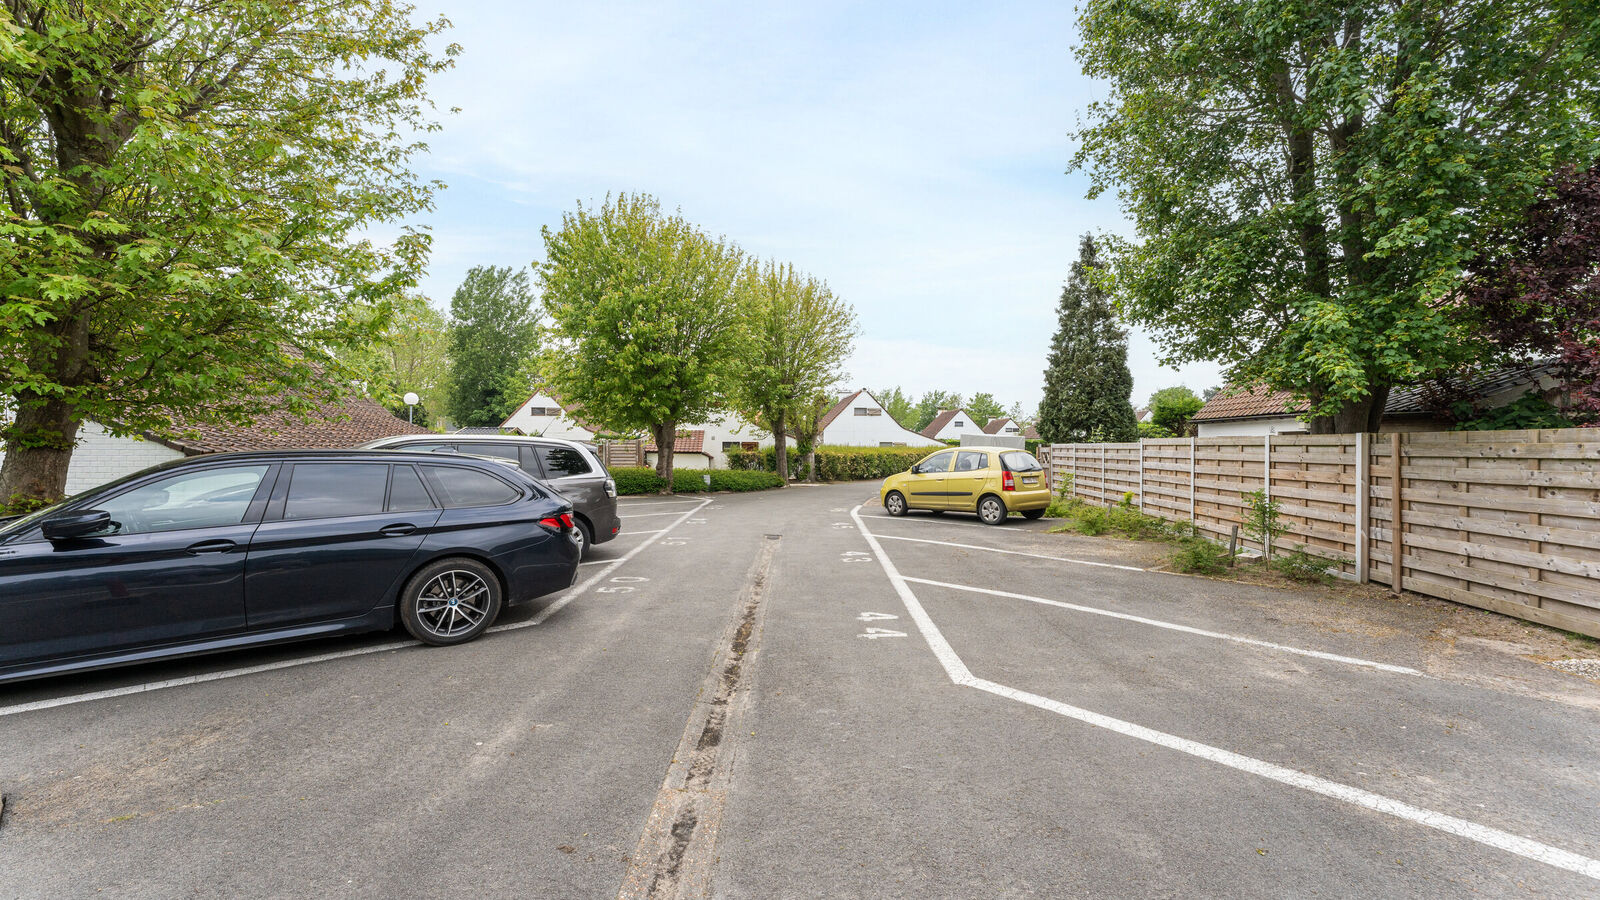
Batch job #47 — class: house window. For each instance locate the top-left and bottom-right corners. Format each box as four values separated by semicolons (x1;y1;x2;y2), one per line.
722;441;740;451
854;407;880;416
879;441;905;447
526;406;558;416
954;421;965;428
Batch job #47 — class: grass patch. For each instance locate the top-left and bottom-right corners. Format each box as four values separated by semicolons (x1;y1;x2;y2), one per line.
1270;547;1336;584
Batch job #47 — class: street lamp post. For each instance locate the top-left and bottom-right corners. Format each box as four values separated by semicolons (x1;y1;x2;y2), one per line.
403;392;420;425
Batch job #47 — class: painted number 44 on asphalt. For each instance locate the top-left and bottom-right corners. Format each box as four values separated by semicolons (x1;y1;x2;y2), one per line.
857;612;906;639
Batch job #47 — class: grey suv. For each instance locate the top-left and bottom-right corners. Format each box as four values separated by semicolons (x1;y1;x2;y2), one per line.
361;435;621;556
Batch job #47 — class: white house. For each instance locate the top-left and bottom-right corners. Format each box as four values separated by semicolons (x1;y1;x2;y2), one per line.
643;414;795;470
920;409;984;442
499;390;598;441
817;390;944;447
981;416;1037;440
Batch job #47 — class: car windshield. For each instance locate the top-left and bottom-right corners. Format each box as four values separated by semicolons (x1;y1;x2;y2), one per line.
1000;451;1043;472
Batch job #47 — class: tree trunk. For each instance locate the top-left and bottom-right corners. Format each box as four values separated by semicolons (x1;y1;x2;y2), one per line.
773;409;788;482
0;393;81;506
1308;384;1390;434
652;421;677;494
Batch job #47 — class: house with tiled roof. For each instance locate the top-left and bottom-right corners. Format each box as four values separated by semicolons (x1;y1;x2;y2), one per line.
501;390;789;468
981;416;1037;440
1191;363;1569;436
921;408;984;442
817;390;944;447
0;393;430;494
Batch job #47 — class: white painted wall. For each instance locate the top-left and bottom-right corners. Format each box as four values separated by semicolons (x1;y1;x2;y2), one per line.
821;392;944;447
1194;417;1307;437
0;422;186;495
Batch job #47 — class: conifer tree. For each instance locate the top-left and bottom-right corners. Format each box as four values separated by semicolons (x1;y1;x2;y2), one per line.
1037;236;1138;443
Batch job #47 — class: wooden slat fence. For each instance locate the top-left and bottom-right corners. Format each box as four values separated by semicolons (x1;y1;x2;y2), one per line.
1044;428;1600;639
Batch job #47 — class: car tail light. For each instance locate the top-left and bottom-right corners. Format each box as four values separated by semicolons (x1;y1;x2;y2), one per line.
538;514;576;533
1002;470;1015;491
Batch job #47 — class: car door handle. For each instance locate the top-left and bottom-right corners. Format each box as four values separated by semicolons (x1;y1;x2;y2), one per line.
379;523;417;537
185;539;237;555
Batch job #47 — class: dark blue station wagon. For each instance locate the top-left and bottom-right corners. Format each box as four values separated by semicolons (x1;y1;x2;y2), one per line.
0;451;581;684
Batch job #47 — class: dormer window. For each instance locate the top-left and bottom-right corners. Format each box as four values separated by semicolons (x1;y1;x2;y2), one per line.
854;407;880;416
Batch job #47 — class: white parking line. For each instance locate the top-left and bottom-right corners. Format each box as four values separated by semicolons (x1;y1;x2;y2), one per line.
848;504;1600;883
901;576;1421;675
619;511;696;519
0;500;712;719
875;532;1148;573
619;498;704;507
859;512;1050;533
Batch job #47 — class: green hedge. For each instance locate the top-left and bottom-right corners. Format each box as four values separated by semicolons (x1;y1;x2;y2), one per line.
610;467;785;495
725;445;931;481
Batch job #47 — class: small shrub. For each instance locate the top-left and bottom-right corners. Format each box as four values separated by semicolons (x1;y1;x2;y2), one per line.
613;467;785;495
724;445;928;481
1170;538;1229;575
1073;507;1110;535
1119;491;1135;509
1271;546;1334;583
1241;489;1287;557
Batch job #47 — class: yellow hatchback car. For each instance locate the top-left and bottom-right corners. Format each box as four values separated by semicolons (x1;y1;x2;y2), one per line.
880;447;1051;525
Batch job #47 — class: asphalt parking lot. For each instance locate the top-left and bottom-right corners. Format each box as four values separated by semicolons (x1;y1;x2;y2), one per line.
2;483;1598;898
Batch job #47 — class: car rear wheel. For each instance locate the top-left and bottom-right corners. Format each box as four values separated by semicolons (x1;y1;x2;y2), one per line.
1021;509;1046;520
885;491;907;516
978;495;1008;526
400;558;504;646
573;516;594;558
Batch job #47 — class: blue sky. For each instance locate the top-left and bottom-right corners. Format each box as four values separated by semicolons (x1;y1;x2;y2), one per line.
408;0;1223;413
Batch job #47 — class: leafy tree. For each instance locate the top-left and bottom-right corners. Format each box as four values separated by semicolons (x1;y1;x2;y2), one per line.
967;392;1006;427
912;391;963;432
447;266;539;428
378;294;450;428
734;260;857;481
1460;163;1600;421
1137;421;1175;439
874;386;917;429
539;193;746;492
790;391;837;482
1147;386;1205;435
0;0;453;504
1005;401;1034;428
1037;236;1138;443
1073;0;1600;433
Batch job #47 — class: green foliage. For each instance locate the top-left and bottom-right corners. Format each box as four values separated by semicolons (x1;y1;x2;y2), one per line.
447;266;540;428
1047;496;1187;542
873;387;917;429
732;259;856;480
1037;236;1139;443
912;391;964;433
1452;392;1574;431
967;392;1006;427
1073;0;1600;430
726;445;931;482
343;292;448;428
1241;490;1288;558
1272;547;1335;584
610;467;783;495
1147;387;1205;435
1137;422;1175;439
1;493;54;518
538;193;747;487
1170;538;1230;575
0;0;455;501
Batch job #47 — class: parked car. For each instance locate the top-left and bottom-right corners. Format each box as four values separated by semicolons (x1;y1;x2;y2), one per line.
0;450;581;685
360;434;621;557
880;447;1050;524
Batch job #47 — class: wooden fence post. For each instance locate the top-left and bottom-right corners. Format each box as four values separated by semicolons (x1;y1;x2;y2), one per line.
1188;437;1197;527
1355;432;1369;584
1390;432;1404;594
1137;440;1145;512
1099;444;1107;506
1263;433;1273;558
1070;445;1078;500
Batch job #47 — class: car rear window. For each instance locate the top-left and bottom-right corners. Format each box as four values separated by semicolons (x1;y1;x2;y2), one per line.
423;465;520;508
387;465;436;512
285;464;388;519
1000;451;1043;472
537;445;591;477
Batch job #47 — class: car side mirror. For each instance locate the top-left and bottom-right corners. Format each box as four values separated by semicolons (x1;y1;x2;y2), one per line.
909;464;920;474
41;510;111;541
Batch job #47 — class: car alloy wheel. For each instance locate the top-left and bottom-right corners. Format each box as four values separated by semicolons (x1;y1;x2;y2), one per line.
573;518;592;557
885;491;907;516
400;558;503;646
979;496;1007;526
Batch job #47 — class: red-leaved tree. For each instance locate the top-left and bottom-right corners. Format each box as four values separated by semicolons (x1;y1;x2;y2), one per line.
1463;164;1600;420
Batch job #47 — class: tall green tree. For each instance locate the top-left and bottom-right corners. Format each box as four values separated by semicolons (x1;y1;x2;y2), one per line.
1037;236;1138;443
1147;386;1205;436
0;0;453;504
912;391;964;432
1073;0;1600;432
382;294;451;427
447;266;539;427
967;392;1006;427
539;193;746;491
873;386;916;429
734;260;857;481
